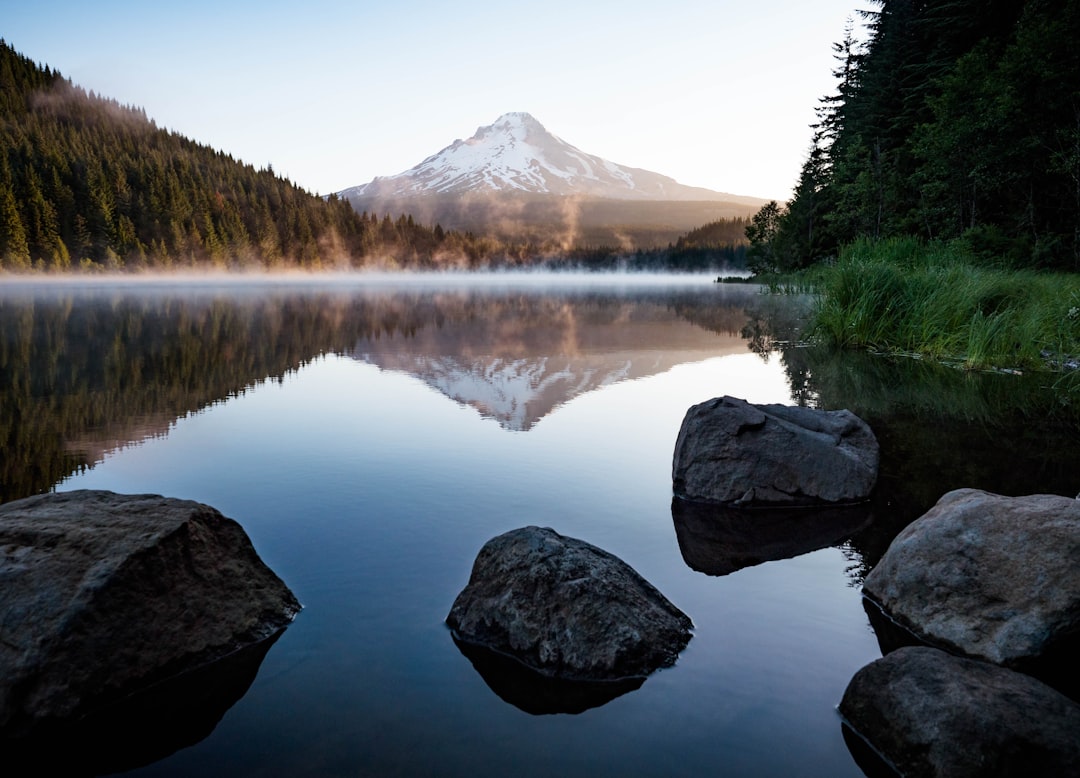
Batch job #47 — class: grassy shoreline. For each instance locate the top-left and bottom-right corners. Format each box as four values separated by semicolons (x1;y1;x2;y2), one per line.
761;237;1080;381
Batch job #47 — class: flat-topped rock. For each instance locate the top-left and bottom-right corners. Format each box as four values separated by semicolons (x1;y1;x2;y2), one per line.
447;526;692;681
672;396;878;506
0;490;301;735
863;489;1080;685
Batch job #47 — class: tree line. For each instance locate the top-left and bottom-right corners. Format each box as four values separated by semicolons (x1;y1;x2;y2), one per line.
560;218;749;271
0;40;536;271
748;0;1080;272
1;40;747;273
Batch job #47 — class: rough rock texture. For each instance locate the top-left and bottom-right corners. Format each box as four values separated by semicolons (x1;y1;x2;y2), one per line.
0;490;301;735
839;647;1080;777
863;489;1080;678
672;396;878;506
446;526;692;681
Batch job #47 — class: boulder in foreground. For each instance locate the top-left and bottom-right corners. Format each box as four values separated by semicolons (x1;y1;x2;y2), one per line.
447;526;692;681
0;490;301;735
672;396;878;506
840;646;1080;777
863;489;1080;683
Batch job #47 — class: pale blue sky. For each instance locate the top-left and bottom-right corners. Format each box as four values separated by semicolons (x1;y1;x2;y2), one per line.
2;0;861;200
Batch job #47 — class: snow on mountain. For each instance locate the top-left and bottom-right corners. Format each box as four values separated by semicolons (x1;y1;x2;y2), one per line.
338;112;733;201
348;297;748;431
353;353;645;432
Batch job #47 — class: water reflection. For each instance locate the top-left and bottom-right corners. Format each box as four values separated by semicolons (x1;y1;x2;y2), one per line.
4;631;281;777
840;722;900;778
452;637;645;715
0;281;759;503
353;293;749;430
7;277;1078;776
780;347;1080;580
671;498;872;577
740;298;1080;581
8;280;1074;567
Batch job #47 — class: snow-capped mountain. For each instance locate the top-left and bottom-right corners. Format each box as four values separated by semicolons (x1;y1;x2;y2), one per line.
338;112;745;202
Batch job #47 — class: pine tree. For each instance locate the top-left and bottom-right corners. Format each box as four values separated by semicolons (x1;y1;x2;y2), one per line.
0;185;31;268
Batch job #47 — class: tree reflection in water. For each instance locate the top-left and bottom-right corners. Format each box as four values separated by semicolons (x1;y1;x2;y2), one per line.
740;294;1080;583
0;281;761;503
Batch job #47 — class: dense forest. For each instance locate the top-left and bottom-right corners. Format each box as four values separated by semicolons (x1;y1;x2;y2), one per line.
0;40;747;272
562;218;749;271
751;0;1080;271
0;39;534;271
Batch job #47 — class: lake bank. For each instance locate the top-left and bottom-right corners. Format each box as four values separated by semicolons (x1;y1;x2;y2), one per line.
757;237;1080;387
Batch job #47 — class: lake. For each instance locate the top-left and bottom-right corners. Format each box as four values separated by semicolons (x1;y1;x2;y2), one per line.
2;273;1077;776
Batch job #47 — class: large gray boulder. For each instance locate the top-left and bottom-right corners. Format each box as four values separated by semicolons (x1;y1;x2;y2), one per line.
839;646;1080;777
446;526;692;681
0;490;301;735
863;489;1080;681
672;395;878;506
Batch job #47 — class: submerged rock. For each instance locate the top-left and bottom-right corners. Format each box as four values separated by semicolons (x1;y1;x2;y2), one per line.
839;646;1080;777
446;526;692;681
672;396;878;506
0;490;301;736
863;489;1080;687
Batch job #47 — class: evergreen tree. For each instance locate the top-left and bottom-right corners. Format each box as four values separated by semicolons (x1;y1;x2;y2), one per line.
769;0;1080;269
0;185;31;268
745;201;786;273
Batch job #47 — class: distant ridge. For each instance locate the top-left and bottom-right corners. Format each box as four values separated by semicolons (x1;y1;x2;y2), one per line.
338;113;770;249
339;112;757;203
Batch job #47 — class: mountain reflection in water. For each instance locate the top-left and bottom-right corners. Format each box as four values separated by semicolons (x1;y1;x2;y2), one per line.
352;294;748;430
0;279;757;501
4;275;1077;777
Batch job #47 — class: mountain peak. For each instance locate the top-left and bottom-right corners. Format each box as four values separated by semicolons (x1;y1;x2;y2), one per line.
338;113;732;201
461;111;550;149
490;111;539;125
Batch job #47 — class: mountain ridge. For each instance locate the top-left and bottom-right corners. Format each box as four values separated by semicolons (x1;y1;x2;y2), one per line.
338;112;760;204
338;112;769;250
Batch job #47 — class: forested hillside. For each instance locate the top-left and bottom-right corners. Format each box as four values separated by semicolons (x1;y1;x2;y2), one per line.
675;217;750;250
0;40;750;272
0;40;528;271
755;0;1080;271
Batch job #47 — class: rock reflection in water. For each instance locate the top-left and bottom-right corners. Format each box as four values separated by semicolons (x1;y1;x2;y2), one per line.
671;497;872;576
773;346;1080;580
860;595;926;658
3;631;281;777
452;637;645;715
840;721;903;778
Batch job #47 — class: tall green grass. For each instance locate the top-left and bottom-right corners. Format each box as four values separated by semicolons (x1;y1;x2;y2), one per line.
810;237;1080;376
755;264;833;295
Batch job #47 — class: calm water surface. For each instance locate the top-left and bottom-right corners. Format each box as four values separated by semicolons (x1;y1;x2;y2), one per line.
2;273;1076;776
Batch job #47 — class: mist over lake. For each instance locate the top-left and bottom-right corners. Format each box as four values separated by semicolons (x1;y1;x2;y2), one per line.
2;273;1076;776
